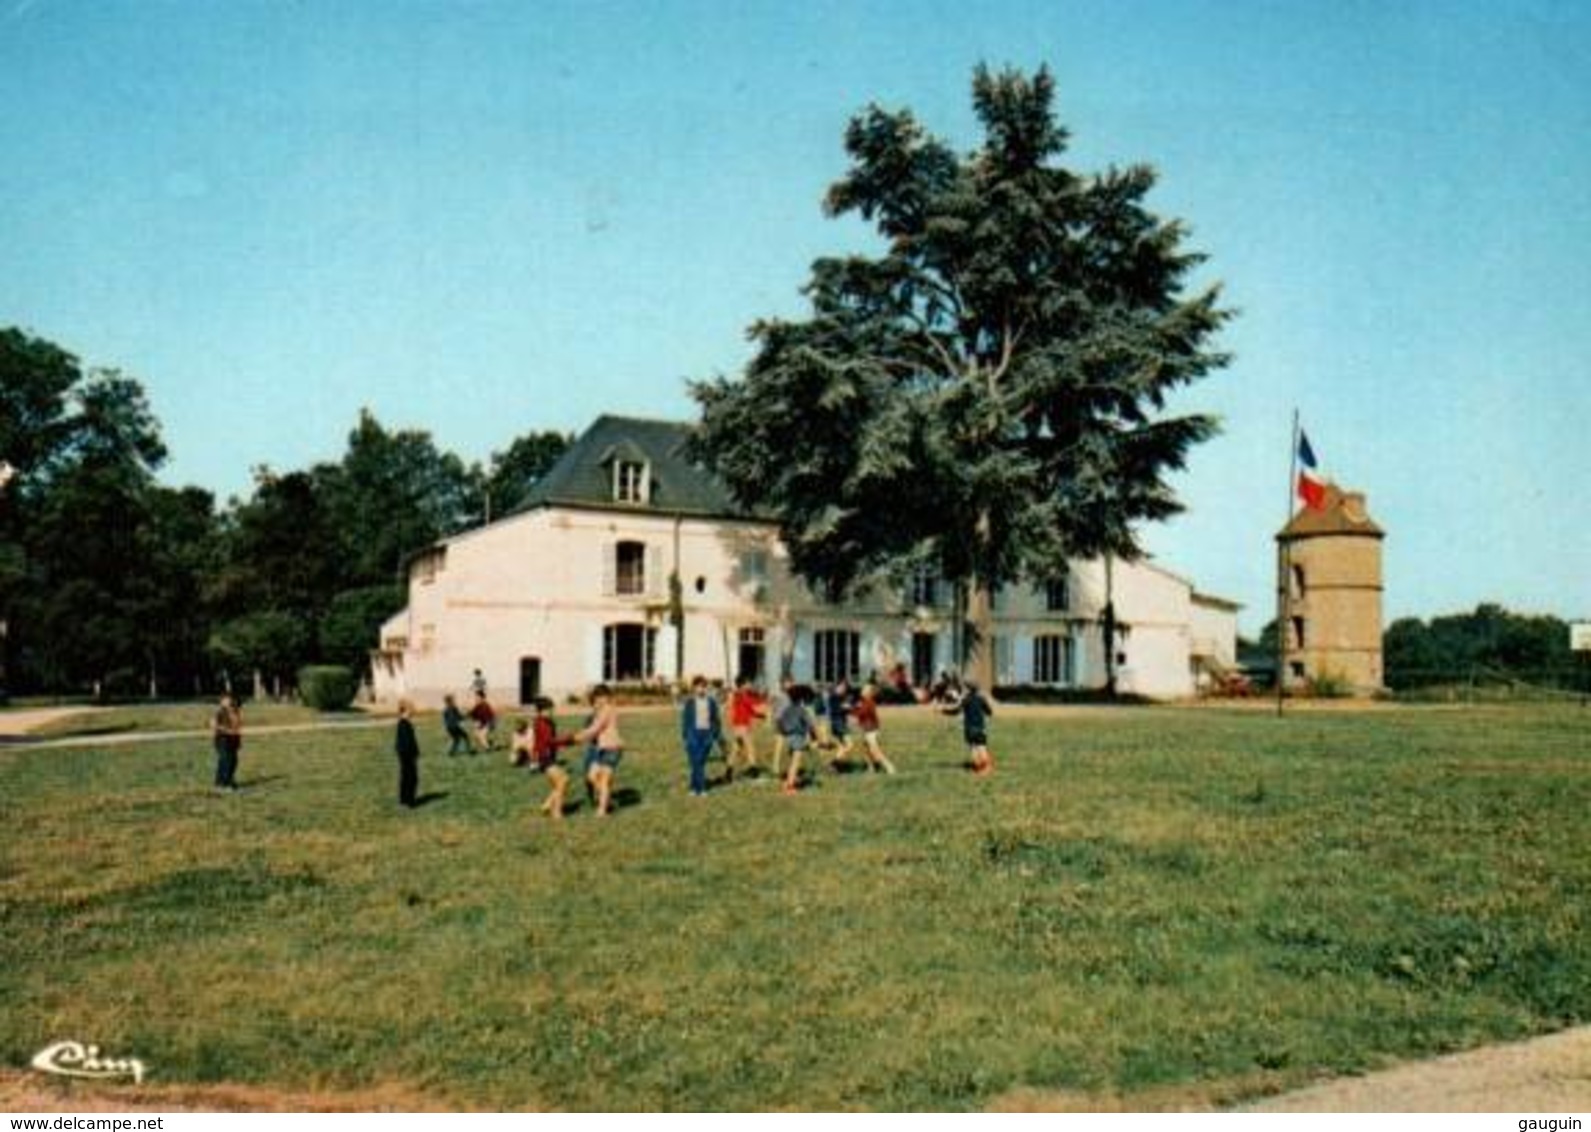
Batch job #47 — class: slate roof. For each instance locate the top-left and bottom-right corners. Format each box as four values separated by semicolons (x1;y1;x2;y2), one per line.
516;415;749;519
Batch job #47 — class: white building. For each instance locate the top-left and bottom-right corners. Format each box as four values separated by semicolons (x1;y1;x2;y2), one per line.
371;415;1238;706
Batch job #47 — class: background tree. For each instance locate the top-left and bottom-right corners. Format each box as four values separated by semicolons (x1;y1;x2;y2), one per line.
1384;604;1575;689
320;408;478;587
0;329;84;693
481;429;572;519
6;369;178;695
691;65;1229;689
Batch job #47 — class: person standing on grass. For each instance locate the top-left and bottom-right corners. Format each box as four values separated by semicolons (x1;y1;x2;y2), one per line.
211;692;243;792
470;668;488;698
680;675;721;798
441;693;471;756
572;684;624;817
853;683;896;774
777;684;817;795
944;679;995;776
395;698;421;807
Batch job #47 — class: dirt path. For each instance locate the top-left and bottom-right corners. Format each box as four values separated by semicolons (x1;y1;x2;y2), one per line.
1243;1027;1591;1112
0;705;105;737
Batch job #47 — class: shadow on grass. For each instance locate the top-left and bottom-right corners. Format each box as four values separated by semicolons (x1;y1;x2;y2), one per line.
237;774;289;790
409;791;449;808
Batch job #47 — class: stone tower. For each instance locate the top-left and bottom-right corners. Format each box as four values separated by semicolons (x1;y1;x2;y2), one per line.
1276;485;1384;692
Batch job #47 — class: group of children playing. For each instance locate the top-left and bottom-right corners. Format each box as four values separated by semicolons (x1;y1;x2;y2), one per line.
463;674;996;822
403;670;995;821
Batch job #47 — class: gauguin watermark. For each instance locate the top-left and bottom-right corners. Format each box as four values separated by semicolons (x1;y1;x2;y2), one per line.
30;1041;146;1085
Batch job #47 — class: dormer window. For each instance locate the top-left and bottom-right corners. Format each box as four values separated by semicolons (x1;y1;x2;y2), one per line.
614;460;648;503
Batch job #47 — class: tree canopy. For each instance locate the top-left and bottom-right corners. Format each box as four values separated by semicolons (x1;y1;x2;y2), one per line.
690;65;1230;684
0;326;568;698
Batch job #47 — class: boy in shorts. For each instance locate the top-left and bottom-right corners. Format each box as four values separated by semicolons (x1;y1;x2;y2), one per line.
777;684;817;795
572;684;624;817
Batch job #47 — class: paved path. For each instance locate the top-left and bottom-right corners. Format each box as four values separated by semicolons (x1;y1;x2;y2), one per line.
0;708;388;750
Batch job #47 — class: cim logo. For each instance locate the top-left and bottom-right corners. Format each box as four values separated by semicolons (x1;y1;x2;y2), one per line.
31;1040;146;1085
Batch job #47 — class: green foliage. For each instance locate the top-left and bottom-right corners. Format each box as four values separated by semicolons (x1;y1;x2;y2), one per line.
1;706;1587;1109
483;428;572;517
1385;604;1578;689
209;611;312;684
691;66;1228;684
1304;669;1353;698
296;664;359;710
319;408;479;584
319;584;406;671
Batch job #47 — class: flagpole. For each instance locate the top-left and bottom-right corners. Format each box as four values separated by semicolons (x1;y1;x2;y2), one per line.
1277;410;1299;718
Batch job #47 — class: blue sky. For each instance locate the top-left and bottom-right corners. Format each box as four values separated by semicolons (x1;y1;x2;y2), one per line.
3;0;1587;632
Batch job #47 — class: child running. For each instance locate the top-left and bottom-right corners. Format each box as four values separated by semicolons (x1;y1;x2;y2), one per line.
853;683;896;774
726;675;766;780
766;676;793;780
469;692;497;751
823;678;855;768
441;693;471;756
572;684;624;817
777;684;817;795
945;679;995;776
515;700;572;819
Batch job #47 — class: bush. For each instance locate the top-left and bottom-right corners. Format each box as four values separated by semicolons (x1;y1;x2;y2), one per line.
1305;670;1353;698
298;665;359;711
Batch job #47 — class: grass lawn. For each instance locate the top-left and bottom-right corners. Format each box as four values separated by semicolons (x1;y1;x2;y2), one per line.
1;703;1587;1110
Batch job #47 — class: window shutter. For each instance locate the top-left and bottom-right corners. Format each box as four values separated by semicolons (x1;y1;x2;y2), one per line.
647;544;664;598
655;623;678;682
601;541;616;597
586;624;606;683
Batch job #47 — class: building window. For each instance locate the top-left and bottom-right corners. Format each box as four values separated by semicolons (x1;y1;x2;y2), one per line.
1290;564;1306;599
1291;616;1306;649
741;547;769;582
415;548;445;585
603;623;656;682
614;460;647;503
1045;577;1069;612
909;569;938;608
615;540;646;596
812;629;860;684
1034;634;1065;684
738;627;766;684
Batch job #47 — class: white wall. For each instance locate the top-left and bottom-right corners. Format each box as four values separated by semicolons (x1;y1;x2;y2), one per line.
376;509;1234;706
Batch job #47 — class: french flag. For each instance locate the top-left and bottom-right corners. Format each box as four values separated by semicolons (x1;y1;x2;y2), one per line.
1296;431;1327;511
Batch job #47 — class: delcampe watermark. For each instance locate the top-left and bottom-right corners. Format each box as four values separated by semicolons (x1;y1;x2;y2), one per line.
31;1040;147;1085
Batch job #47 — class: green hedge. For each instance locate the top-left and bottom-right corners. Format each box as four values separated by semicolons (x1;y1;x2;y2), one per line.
297;665;359;711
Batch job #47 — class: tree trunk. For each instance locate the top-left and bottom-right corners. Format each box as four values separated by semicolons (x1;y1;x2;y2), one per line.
967;578;996;693
966;505;997;693
1102;554;1117;697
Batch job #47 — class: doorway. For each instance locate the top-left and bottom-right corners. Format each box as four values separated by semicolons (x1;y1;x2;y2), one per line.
519;656;541;705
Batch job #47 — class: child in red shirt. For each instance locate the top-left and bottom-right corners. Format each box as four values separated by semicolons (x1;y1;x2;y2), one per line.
726;676;766;780
854;684;896;774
